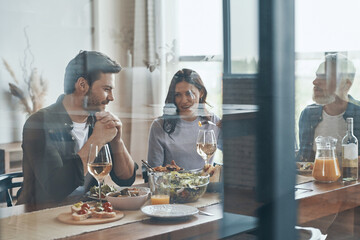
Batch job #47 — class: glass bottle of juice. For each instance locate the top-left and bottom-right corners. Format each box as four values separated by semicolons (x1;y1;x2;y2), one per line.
342;118;358;181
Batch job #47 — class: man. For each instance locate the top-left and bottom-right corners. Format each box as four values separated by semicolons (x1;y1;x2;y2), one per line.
17;51;137;206
298;53;358;162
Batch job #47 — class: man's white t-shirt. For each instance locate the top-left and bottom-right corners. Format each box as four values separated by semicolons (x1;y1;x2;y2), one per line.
313;110;346;159
65;121;91;203
71;122;89;152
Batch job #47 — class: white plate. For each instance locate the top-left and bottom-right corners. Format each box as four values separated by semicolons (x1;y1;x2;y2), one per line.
141;204;199;219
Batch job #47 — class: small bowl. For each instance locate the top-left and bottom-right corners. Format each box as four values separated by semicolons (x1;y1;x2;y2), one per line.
106;187;150;210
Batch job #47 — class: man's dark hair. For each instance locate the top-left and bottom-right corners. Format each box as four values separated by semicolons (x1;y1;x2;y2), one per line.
64;50;122;94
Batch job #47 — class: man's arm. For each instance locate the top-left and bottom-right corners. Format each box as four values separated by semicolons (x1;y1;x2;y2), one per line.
109;138;135;179
93;111;135;180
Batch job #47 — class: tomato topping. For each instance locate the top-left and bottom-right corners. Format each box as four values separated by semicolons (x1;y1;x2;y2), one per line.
81;203;90;210
104;206;113;212
103;202;112;208
77;209;87;215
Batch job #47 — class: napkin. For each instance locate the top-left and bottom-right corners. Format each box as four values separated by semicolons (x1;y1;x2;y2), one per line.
296;226;327;240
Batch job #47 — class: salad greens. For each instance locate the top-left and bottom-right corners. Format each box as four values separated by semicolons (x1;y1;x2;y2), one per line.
158;171;209;203
90;184;116;196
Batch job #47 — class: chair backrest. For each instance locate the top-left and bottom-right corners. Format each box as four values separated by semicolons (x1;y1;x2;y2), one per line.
0;172;23;207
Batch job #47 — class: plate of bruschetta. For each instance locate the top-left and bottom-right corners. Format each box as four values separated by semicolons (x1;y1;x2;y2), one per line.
57;201;124;225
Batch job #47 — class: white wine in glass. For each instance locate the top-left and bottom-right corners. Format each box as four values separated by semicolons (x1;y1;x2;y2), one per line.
87;144;112;203
196;129;217;164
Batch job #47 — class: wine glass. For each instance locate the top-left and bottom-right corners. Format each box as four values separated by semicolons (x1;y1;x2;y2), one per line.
87;144;113;204
196;129;217;164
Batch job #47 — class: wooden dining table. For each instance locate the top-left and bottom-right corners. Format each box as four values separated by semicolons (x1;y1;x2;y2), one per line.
294;174;360;239
4;176;360;239
296;176;360;223
7;174;360;239
224;174;360;239
0;191;257;240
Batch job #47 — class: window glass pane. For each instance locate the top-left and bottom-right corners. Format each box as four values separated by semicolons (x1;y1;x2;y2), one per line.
295;0;360;145
163;0;223;121
222;0;259;233
0;0;91;143
0;0;261;238
295;0;360;53
230;0;258;74
295;1;360;238
178;0;223;56
173;1;224;164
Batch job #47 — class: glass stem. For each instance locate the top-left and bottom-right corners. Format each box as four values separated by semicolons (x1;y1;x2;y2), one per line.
98;180;102;204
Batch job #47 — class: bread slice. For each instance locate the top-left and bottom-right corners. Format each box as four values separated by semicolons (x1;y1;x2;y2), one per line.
71;202;84;213
72;211;91;221
92;211;116;218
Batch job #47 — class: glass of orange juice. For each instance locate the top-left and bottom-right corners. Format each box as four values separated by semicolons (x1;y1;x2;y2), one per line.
149;172;171;205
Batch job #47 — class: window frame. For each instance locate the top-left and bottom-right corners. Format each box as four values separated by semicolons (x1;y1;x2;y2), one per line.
222;0;258;79
222;0;298;238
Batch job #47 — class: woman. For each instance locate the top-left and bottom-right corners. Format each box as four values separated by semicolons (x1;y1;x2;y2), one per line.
147;68;222;170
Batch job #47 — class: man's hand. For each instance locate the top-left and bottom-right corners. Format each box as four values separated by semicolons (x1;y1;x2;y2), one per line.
91;118;118;146
79;117;117;174
94;111;134;180
95;111;122;143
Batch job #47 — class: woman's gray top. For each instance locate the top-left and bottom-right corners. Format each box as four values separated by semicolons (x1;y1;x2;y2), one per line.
147;114;222;170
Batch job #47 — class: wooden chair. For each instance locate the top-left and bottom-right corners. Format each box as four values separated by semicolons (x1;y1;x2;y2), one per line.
0;172;23;207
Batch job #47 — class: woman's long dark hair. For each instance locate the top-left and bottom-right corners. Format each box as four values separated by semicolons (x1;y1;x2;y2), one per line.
162;68;211;136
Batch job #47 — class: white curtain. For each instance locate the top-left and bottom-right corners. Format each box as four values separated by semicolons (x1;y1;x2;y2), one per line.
94;0;179;173
129;0;169;171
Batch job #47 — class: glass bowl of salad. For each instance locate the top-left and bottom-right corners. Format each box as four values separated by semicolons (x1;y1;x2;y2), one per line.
149;171;210;203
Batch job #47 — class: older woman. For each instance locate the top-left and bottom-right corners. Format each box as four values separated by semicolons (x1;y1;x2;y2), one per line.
147;68;222;170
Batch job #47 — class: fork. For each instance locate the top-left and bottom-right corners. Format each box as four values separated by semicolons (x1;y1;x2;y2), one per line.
198;210;214;216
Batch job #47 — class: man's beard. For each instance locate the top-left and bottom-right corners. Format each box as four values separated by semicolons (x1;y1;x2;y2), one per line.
312;93;336;105
83;91;109;113
312;80;348;105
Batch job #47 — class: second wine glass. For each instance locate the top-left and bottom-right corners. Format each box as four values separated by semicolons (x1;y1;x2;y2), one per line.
87;144;113;204
196;129;217;164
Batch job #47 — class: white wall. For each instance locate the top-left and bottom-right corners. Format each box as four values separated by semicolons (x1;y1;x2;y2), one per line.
0;0;92;144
